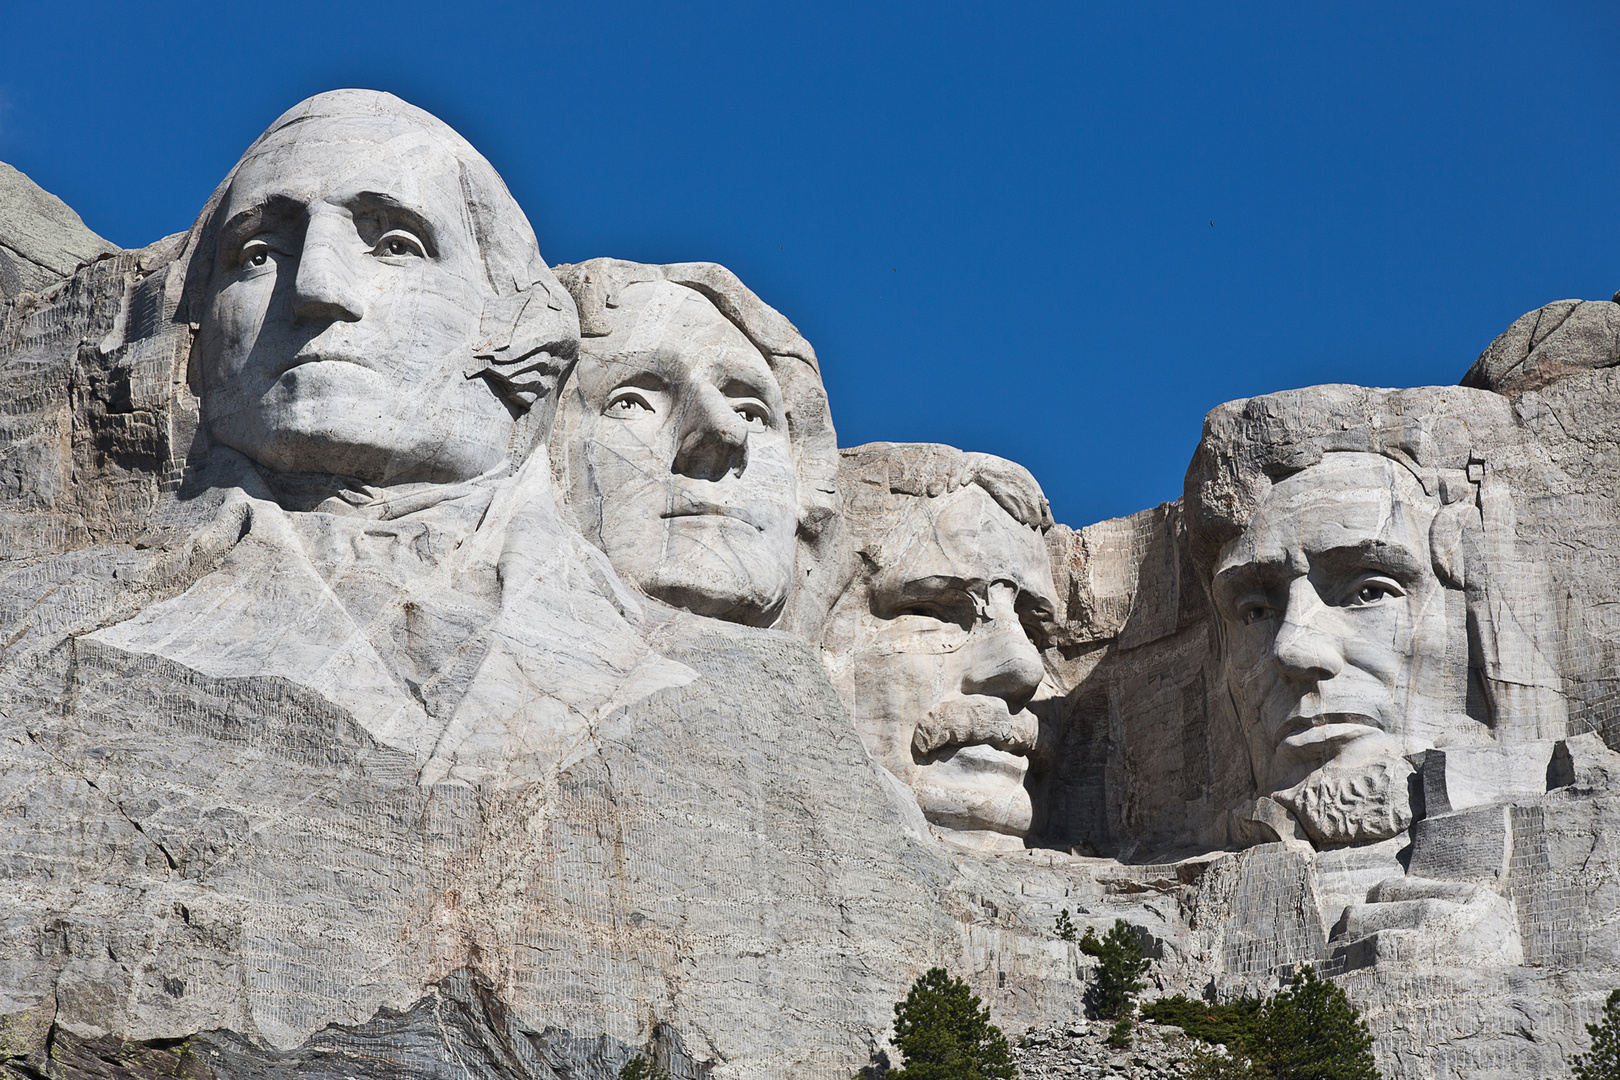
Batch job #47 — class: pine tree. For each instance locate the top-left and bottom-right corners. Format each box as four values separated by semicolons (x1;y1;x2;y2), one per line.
618;1055;669;1080
1079;920;1151;1021
1252;967;1379;1080
1053;908;1078;942
888;967;1015;1080
1572;989;1620;1080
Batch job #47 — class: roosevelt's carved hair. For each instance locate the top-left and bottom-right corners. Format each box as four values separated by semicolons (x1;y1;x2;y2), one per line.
838;441;1054;537
178;89;578;413
1183;384;1567;742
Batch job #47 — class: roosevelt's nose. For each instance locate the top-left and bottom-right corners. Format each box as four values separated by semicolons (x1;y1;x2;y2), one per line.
672;384;749;481
292;210;364;326
959;584;1045;713
1271;576;1345;682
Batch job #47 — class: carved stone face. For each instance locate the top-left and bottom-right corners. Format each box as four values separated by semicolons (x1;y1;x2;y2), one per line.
835;483;1055;847
1212;453;1471;842
196;113;514;484
567;280;798;626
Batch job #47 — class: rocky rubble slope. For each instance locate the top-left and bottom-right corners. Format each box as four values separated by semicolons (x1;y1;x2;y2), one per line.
1012;1019;1227;1079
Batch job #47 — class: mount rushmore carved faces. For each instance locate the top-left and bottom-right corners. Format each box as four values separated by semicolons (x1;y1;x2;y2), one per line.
824;444;1057;850
185;90;574;488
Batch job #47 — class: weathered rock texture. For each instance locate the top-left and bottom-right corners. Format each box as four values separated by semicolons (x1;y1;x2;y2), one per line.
3;90;1620;1080
0;162;117;302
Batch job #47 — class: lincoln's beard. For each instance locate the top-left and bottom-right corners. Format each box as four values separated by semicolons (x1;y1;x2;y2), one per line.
1272;755;1416;845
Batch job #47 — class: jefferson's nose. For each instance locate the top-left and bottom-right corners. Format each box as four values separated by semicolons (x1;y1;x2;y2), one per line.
672;384;749;481
1271;577;1345;682
292;210;364;326
959;584;1045;713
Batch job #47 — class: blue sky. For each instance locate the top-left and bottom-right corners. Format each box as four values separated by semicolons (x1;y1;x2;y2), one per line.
3;2;1616;527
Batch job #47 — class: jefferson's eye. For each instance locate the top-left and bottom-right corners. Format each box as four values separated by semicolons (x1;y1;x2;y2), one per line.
606;391;654;417
373;230;426;259
240;240;271;269
734;402;770;428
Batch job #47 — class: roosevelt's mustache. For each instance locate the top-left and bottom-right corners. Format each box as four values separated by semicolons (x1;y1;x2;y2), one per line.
912;695;1038;758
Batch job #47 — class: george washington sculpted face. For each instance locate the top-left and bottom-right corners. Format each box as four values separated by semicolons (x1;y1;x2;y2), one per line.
195;111;516;485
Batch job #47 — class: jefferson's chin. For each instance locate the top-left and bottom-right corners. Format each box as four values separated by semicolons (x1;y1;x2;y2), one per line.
639;550;790;628
912;744;1033;845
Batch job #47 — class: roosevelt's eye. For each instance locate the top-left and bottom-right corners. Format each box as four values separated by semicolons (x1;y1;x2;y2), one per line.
239;239;272;270
1239;602;1276;626
373;230;426;259
606;390;655;417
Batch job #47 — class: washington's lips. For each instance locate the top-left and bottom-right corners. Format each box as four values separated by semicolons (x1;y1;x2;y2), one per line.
275;349;374;379
661;503;767;531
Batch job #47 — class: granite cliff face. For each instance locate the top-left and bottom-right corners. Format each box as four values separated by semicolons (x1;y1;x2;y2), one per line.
2;89;1618;1080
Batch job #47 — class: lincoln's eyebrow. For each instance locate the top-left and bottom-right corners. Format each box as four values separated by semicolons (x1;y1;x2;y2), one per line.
1309;538;1428;580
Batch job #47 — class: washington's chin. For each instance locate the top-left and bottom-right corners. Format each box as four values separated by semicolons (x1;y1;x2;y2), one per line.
911;744;1033;838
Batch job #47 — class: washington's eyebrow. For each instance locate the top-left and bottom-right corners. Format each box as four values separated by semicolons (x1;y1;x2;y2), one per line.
343;190;441;255
216;195;303;252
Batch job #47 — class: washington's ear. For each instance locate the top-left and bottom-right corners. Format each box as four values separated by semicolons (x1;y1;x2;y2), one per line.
469;279;581;410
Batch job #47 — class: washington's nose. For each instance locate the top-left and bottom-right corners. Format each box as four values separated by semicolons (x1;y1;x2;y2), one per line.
292;212;364;326
1271;578;1345;682
672;384;749;481
960;586;1045;713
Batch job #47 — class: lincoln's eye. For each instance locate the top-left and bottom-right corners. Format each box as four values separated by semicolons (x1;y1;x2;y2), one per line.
1240;603;1274;625
1344;579;1401;607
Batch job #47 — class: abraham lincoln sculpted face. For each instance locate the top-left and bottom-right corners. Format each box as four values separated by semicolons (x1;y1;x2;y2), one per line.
1211;453;1473;843
194;96;527;485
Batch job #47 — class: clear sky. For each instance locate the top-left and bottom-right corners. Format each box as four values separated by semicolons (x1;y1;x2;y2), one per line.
3;2;1616;527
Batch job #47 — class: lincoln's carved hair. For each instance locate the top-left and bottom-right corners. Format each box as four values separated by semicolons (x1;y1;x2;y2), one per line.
1184;384;1567;741
177;88;578;413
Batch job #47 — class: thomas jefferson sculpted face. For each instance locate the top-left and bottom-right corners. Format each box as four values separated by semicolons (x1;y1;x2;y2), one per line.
196;109;514;484
1211;453;1471;842
566;281;799;626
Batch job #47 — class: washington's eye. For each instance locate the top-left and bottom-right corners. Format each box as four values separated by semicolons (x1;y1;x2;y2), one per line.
373;230;426;259
606;391;654;417
240;240;271;269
